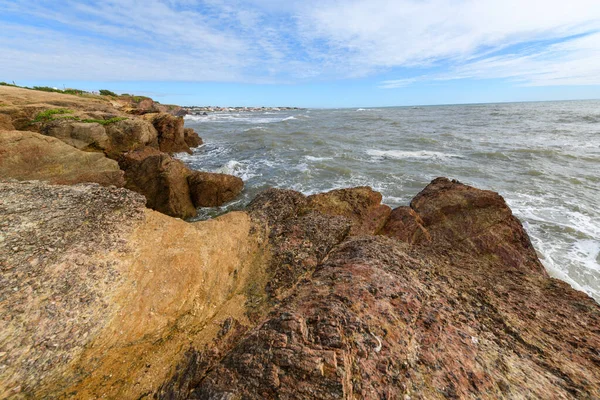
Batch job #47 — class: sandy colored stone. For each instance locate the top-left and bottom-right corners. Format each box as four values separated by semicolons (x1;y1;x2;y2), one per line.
143;112;190;153
0;180;270;399
184;127;202;148
0;130;124;187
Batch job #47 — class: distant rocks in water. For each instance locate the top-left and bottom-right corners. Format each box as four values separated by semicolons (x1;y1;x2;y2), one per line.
2;178;600;399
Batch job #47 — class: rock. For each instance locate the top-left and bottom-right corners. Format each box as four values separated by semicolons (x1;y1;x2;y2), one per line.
104;118;159;159
302;186;391;235
388;177;546;275
379;205;431;243
187;171;244;207
0;114;15;130
0;180;270;399
143;113;190;154
118;147;196;219
4;177;600;399
42;120;109;151
182;235;600;399
183;127;202;148
0;130;124;187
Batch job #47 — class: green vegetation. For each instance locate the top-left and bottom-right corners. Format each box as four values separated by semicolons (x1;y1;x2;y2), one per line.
31;108;73;123
0;82;17;87
99;89;118;96
31;109;127;126
131;95;150;103
81;117;127;125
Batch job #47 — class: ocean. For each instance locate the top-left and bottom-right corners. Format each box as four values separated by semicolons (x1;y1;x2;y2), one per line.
178;100;600;302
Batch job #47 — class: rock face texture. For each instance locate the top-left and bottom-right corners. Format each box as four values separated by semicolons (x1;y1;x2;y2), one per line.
2;153;600;398
0;130;124;187
188;171;244;208
0;180;270;399
160;179;600;400
118;147;197;219
144;113;191;154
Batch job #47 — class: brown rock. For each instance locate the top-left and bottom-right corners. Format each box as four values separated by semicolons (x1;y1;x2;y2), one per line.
119;147;196;219
187;171;244;207
43;120;109;151
144;113;190;154
302;186;391;235
184;127;202;148
0;114;15;130
0;130;124;187
104;118;159;159
379;205;431;243
182;235;600;400
406;177;546;275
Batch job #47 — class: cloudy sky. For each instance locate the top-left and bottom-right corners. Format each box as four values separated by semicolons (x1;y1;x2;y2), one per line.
1;0;599;106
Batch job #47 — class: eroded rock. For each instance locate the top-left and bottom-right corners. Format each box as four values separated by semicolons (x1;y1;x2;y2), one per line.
187;171;244;207
119;147;196;219
0;130;124;187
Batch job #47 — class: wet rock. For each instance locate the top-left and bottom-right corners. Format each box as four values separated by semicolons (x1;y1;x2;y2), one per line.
187;171;244;208
184;127;202;148
119;147;196;219
0;130;124;187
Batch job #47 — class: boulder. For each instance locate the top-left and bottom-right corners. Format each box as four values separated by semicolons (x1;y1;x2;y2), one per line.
187;171;244;207
143;113;190;154
184;127;202;148
104;118;159;159
393;177;546;275
0;180;269;399
0;130;124;187
301;186;391;235
118;147;196;219
42;120;109;151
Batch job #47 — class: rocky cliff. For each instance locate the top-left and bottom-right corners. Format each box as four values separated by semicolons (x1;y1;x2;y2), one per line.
1;178;599;399
0;86;239;219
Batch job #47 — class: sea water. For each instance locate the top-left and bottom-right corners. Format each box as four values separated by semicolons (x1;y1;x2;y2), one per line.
178;100;600;302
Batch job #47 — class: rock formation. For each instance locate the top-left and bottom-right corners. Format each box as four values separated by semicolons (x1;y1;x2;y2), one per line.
0;85;244;219
0;130;124;187
188;171;244;208
2;178;599;399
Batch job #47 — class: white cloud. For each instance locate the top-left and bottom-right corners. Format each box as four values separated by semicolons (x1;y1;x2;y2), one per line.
1;0;600;86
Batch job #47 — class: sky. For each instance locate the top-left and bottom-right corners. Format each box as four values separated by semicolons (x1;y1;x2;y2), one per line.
1;0;600;107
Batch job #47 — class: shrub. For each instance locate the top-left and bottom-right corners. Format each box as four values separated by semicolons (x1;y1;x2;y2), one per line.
99;89;118;96
81;117;127;125
31;108;72;123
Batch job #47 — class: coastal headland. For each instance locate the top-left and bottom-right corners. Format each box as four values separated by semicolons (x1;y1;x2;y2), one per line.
1;86;600;399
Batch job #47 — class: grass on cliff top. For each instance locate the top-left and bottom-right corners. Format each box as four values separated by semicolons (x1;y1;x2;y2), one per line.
31;109;127;125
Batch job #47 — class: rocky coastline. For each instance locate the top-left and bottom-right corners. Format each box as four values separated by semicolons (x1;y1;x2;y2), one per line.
1;86;600;399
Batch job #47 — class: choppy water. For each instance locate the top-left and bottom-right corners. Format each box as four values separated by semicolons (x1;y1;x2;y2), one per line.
178;101;600;302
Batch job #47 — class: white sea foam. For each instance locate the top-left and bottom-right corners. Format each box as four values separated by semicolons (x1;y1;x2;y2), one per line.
282;116;296;121
305;155;334;161
214;160;258;181
367;149;461;160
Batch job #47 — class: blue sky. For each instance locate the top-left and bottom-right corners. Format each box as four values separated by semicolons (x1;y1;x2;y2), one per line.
1;0;600;107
